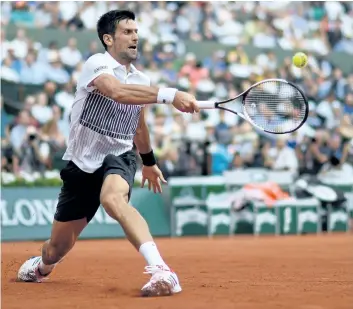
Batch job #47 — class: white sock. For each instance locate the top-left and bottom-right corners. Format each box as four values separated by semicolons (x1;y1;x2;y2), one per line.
38;258;56;275
139;241;168;268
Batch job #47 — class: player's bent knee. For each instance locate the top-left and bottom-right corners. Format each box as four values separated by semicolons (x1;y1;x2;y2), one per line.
101;192;128;220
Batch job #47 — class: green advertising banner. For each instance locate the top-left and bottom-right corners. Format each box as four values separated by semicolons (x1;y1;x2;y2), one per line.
1;188;170;241
171;190;349;237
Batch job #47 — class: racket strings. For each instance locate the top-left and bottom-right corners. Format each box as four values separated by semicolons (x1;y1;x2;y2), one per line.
243;81;307;133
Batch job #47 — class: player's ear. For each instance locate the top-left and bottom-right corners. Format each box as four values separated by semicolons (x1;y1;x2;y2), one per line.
103;34;113;48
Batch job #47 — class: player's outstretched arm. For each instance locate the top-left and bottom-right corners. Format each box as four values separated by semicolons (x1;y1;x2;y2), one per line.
92;73;199;113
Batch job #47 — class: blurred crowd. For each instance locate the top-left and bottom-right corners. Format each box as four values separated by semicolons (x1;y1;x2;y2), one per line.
1;1;353;54
1;1;353;181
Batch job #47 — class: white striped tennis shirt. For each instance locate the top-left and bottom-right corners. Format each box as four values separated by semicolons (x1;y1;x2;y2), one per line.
63;51;150;173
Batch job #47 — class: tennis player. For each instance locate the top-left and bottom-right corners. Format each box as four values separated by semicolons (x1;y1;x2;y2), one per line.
17;10;199;297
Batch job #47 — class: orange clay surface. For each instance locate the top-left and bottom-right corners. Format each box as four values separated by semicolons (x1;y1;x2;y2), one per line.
2;234;353;309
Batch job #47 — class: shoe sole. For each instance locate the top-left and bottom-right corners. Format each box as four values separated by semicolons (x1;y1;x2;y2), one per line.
17;278;42;283
141;280;182;297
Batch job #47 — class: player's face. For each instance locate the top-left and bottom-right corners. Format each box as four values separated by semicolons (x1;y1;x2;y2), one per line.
113;19;139;63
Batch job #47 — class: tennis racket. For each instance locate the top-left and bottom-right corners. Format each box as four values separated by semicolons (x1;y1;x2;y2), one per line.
197;79;308;134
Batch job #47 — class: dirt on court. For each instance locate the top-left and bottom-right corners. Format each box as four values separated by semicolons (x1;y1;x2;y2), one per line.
2;234;353;309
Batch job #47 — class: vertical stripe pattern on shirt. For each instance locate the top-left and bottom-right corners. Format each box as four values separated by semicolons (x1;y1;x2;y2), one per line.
79;90;141;139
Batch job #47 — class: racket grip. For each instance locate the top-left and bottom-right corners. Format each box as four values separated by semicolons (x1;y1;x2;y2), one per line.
197;101;216;109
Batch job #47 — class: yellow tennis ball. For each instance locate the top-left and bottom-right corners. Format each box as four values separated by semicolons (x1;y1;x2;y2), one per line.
292;52;308;68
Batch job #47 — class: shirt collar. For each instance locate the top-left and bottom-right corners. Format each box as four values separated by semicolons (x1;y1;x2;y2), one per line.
104;51;137;74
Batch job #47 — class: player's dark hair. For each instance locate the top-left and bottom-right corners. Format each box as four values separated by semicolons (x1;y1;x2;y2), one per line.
97;10;135;50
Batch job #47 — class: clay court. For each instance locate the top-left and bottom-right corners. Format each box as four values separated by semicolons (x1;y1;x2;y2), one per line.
2;234;353;309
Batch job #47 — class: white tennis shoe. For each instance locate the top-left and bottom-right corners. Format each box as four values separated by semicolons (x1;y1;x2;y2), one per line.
17;256;50;283
141;265;182;297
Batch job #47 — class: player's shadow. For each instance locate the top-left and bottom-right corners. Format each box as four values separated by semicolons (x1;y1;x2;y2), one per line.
103;286;174;298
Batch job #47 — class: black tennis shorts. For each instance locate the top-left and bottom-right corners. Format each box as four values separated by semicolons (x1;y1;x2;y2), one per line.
54;151;137;223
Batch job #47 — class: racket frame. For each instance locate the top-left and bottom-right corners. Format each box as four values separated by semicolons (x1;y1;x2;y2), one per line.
197;78;309;134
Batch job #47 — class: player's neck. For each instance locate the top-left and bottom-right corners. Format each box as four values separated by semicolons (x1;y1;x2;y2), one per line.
108;51;132;73
116;58;131;72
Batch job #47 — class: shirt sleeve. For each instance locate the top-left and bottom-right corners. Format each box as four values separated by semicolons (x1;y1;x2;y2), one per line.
77;53;115;92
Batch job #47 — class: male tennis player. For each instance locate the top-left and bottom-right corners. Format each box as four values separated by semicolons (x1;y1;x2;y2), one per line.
17;10;199;297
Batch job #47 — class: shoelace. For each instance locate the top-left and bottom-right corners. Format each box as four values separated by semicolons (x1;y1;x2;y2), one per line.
143;265;178;288
143;265;169;275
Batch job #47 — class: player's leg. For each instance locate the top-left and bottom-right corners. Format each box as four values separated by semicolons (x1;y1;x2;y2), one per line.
17;161;101;282
17;219;88;282
100;153;181;296
37;218;87;275
100;174;156;253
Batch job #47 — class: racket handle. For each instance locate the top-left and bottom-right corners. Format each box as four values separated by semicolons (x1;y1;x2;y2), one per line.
197;101;216;109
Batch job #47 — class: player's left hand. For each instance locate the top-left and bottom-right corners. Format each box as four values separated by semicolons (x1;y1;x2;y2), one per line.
141;165;167;194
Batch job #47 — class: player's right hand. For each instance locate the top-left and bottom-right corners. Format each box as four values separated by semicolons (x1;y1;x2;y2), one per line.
172;91;200;113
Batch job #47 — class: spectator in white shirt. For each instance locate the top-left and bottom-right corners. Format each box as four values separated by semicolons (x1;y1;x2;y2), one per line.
1;29;11;62
10;110;31;152
10;28;28;59
1;56;20;83
264;137;299;173
316;91;342;129
59;37;82;74
37;41;59;64
31;92;53;125
54;82;75;122
59;1;80;24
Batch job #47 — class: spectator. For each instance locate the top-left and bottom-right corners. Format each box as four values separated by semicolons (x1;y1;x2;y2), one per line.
297;130;331;175
1;28;11;62
344;74;353;96
31;92;53;125
20;52;47;84
1;96;13;140
1;55;20;83
59;37;82;74
9;110;32;153
83;40;99;60
18;125;50;174
264;137;299;173
158;146;194;180
37;41;59;64
40;107;67;152
43;81;58;106
341;138;353;166
79;2;107;30
332;68;346;100
185;112;207;142
22;95;36;113
54;82;75;122
180;57;209;89
316;91;342;129
2;134;19;175
46;53;70;84
10;28;28;59
144;62;163;86
306;101;324;130
209;129;233;175
58;2;80;26
343;93;353;115
328;134;344;165
1;1;353;180
170;112;187;141
72;61;83;85
161;61;178;87
34;2;55;28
